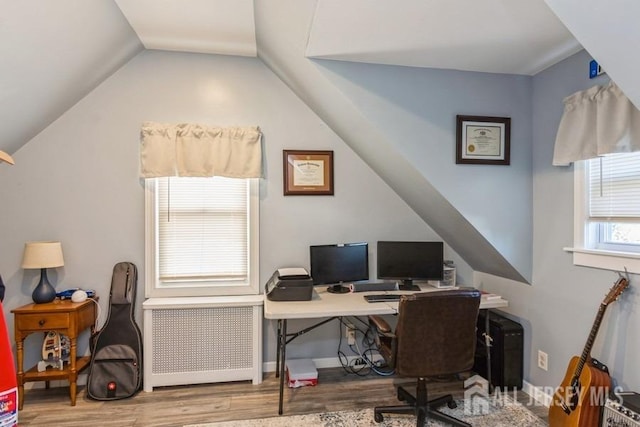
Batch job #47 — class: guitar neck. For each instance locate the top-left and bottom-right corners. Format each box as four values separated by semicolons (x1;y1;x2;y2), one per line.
574;304;607;380
549;276;628;425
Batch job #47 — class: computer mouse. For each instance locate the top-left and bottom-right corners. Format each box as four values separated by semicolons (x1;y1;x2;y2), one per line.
71;289;88;302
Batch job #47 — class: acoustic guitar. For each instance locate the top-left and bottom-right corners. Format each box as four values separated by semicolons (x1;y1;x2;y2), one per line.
548;274;629;427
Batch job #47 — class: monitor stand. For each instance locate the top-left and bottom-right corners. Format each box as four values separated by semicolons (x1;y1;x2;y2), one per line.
398;280;420;291
327;284;350;294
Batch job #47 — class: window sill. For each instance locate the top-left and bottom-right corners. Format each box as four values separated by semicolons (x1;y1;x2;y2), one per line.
563;247;640;275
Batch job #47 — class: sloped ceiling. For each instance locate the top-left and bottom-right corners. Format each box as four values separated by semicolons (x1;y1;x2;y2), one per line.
544;0;640;110
0;0;581;158
305;0;581;75
0;0;143;156
114;0;257;56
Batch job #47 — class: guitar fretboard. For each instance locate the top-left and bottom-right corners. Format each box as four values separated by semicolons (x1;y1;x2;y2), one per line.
573;304;607;381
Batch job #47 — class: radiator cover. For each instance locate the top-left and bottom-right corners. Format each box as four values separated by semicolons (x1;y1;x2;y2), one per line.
142;296;263;392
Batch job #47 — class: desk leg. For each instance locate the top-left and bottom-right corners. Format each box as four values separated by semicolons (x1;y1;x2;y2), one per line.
275;319;282;378
484;310;493;393
278;319;287;415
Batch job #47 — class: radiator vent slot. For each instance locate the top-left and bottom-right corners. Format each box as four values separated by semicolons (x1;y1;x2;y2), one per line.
143;297;263;391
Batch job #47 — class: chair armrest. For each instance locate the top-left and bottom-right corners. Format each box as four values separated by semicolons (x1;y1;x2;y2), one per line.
368;315;396;367
369;315;393;335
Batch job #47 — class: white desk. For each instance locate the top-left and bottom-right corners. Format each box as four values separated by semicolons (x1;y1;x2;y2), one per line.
264;285;508;415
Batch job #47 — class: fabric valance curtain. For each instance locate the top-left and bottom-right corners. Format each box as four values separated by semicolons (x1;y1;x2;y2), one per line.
553;81;640;166
140;122;262;178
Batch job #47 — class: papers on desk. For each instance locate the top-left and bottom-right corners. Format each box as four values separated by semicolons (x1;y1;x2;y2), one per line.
277;267;310;279
481;290;502;300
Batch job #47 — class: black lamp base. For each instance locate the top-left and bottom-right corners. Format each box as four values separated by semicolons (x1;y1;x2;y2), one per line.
32;268;57;304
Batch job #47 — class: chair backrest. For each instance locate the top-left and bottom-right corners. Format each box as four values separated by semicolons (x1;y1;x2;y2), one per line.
394;288;481;378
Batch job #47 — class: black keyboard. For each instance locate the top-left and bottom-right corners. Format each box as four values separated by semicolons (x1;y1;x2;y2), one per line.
364;294;401;303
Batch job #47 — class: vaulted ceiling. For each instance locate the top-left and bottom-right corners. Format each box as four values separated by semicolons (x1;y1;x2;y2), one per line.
1;0;583;157
3;0;640;284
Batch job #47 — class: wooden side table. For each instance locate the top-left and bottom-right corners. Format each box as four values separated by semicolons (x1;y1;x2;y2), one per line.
12;299;97;408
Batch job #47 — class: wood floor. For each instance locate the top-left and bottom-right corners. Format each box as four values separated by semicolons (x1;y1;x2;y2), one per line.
17;368;549;426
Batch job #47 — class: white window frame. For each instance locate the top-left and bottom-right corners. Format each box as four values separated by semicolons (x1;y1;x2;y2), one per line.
144;177;260;298
566;160;640;274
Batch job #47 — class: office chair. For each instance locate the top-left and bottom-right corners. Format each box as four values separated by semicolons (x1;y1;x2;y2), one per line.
368;288;481;427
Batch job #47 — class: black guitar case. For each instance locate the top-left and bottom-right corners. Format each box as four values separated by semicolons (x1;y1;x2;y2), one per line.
87;262;143;400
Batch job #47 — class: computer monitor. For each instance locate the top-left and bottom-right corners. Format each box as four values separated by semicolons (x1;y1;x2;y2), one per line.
310;242;369;294
377;241;444;291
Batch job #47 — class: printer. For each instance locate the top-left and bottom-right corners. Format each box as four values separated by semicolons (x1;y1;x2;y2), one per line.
265;268;314;301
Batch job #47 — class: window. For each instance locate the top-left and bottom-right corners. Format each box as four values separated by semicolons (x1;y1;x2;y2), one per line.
145;176;259;297
570;152;640;273
588;152;640;252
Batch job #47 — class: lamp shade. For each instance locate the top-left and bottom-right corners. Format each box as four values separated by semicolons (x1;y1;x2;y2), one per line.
21;241;65;269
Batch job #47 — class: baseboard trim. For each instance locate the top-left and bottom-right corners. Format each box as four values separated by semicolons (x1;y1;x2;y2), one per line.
263;355;382;373
37;357;367;390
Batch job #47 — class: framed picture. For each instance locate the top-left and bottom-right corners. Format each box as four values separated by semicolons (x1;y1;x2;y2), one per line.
283;150;334;195
456;115;511;165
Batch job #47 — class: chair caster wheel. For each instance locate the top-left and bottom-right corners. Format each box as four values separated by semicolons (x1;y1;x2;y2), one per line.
447;400;457;409
374;412;384;423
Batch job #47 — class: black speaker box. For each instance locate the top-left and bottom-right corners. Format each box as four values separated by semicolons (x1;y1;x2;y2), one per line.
472;309;523;390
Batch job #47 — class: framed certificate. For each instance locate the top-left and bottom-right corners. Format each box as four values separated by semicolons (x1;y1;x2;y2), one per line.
456;115;511;165
283;150;334;195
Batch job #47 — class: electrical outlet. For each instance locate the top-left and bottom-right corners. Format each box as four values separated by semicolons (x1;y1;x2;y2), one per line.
345;323;353;338
538;350;548;371
346;324;356;345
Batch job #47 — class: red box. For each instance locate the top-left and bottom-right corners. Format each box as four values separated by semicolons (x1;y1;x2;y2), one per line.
286;359;318;388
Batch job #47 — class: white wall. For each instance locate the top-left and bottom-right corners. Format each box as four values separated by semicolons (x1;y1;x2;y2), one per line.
0;50;457;368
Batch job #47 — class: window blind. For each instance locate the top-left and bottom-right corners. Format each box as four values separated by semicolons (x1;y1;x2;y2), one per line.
588;152;640;221
157;177;249;282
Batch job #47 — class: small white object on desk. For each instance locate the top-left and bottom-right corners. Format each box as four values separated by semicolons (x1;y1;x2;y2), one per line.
277;267;310;278
427;266;456;288
481;291;502;301
71;289;88;302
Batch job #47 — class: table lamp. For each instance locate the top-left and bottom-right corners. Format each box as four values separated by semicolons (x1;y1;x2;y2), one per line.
21;241;65;303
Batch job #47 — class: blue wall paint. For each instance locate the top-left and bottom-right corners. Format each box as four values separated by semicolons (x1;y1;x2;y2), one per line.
483;49;640;393
314;60;533;280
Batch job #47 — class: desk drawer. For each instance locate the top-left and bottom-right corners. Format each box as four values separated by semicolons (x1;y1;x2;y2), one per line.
16;313;70;331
